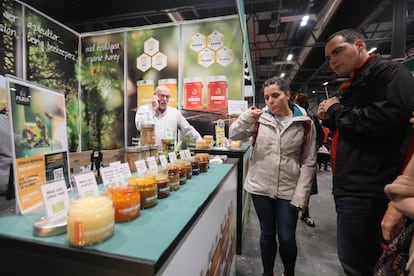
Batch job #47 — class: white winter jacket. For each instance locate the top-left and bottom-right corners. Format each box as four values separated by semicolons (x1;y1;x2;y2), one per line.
229;105;317;209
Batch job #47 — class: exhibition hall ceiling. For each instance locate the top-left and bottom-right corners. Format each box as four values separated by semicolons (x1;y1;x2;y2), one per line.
21;0;414;99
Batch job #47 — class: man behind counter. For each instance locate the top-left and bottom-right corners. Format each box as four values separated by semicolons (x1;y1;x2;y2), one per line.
135;84;202;148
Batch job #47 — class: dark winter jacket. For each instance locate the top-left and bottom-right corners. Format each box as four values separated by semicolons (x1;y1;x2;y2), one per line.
324;55;414;198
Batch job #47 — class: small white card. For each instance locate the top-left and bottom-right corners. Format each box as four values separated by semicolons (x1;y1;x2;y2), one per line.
159;154;168;167
179;150;186;160
73;171;99;197
135;159;148;176
40;180;70;221
185;149;192;159
169;152;177;163
117;163;132;184
146;156;158;173
100;166;120;189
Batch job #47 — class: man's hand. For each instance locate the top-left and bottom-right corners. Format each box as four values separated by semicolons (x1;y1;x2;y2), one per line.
318;97;340;120
152;95;159;112
381;201;405;242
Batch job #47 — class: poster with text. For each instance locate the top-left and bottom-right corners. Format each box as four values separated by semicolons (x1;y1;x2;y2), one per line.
126;25;179;146
80;32;125;150
7;77;70;214
0;0;23;78
25;6;80;152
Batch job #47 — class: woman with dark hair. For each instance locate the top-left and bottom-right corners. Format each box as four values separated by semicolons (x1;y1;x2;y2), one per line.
230;77;317;276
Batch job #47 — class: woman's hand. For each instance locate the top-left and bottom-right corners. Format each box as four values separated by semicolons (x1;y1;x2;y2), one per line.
250;107;263;121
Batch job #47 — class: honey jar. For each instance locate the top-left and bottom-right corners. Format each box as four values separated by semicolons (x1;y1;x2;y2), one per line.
155;170;170;199
184;159;193;179
67;195;115;247
140;123;155;145
124;146;143;172
175;160;187;185
129;174;157;209
195;153;209;173
167;164;180;191
105;185;140;223
191;157;200;175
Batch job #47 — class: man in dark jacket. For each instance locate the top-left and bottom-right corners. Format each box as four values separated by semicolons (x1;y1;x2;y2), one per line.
318;29;414;276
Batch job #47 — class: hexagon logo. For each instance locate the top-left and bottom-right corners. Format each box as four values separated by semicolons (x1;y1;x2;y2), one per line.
136;53;151;72
152;52;167;71
189;32;206;52
198;48;215;67
216;47;233;66
207;31;224;51
144;37;159;56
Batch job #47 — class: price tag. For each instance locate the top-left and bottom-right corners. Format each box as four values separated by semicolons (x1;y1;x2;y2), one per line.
117;163;132;184
135;159;148;176
146;156;158;173
73;171;99;197
179;150;187;160
169;152;177;163
159;154;168;167
40;180;70;221
185;149;192;159
100;166;120;189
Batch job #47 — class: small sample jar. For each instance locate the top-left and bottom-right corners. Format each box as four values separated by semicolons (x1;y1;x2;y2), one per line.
161;139;175;152
175;160;187;185
184;159;193;179
140;123;155;145
195;153;209;173
167;164;180;191
129;174;157;209
156;172;170;199
67;195;115;247
191;158;200;175
105;186;140;223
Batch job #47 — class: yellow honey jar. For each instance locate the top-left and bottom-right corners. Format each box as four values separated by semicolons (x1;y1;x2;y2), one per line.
129;174;157;209
67;195;115;247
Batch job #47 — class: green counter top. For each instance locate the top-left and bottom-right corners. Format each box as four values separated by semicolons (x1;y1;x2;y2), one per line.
0;163;234;263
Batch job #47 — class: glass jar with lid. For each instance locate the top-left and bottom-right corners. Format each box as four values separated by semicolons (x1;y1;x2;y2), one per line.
105;185;140;222
67;195;115;247
129;174;157;209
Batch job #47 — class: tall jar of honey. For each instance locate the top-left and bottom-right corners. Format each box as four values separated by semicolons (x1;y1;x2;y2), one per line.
67;195;115;247
129;174;157;209
140;123;155;145
105;185;140;223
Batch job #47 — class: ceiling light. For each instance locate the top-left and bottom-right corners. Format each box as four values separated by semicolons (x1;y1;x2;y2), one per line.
280;72;285;78
312;90;316;94
300;15;309;26
167;11;184;22
323;81;328;86
286;54;293;61
368;47;377;54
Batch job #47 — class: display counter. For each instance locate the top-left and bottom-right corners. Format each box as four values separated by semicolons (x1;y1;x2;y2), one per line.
192;144;251;254
0;159;238;276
